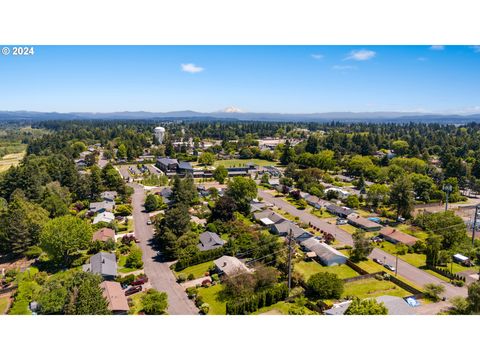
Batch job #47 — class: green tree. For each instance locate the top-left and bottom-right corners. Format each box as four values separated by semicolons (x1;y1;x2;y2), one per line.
390;174;414;218
391;140;409;156
117;143;127;159
68;272;110;315
40;216;93;266
344;297;388;315
171;175;197;206
345;195;360;209
198;152;215;165
211;195;237;221
144;193;161;212
467;281;480;314
226;176;257;214
350;229;373;261
423;283;445;302
306;272;344;300
213;165;228;184
141;289;168;314
425;234;442;266
280;140;296;165
102;164;124;190
366;184;389;208
125;246;143;269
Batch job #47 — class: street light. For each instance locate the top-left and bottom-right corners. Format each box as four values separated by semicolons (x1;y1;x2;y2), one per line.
443;184;453;212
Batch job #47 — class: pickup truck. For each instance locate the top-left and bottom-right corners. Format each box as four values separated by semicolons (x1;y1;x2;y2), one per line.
125;285;142;296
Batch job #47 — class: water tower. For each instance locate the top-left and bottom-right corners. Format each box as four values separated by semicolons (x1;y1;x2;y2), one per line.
154;126;165;144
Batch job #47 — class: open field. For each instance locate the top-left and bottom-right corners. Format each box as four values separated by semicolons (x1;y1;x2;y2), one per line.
0;151;25;173
174;261;214;279
295;260;359;280
213;159;278;167
197;284;226;315
343;278;412;299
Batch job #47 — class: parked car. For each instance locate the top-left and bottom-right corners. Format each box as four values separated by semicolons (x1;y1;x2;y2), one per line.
147;219;152;225
125;285;142;296
371;236;382;243
373;258;383;265
384;264;396;271
336;218;348;225
131;276;148;286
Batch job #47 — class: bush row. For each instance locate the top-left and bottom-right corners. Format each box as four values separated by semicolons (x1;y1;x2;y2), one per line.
174;247;225;271
226;283;289;315
426;265;466;282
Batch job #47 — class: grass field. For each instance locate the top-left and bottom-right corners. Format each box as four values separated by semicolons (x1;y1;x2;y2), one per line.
175;261;214;279
197;284;226;315
295;260;359;280
337;224;358;234
254;301;317;315
376;241;426;268
343;278;412;299
396;224;429;240
213;159;278;168
128;292;146;315
0;151;25;173
310;208;335;219
0;297;9;314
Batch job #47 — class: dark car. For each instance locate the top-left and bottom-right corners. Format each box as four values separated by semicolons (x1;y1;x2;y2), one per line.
125;285;142;296
384;264;396;271
131;277;148;286
373;258;383;265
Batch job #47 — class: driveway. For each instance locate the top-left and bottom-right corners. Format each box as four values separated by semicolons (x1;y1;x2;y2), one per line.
259;190;468;299
130;182;198;314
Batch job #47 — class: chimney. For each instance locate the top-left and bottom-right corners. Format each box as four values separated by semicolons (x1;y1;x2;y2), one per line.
223;262;227;267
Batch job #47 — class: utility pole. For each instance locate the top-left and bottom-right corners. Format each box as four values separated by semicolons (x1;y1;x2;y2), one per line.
472;204;480;246
395;253;398;277
443;184;452;212
287;229;293;294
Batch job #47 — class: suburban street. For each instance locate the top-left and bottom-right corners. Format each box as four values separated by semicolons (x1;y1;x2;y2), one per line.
129;182;198;315
259;190;468;299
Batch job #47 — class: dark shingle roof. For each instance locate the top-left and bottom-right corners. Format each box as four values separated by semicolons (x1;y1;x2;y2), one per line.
198;231;225;251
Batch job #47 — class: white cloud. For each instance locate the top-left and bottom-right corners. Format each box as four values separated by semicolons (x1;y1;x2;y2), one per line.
471;46;480;53
344;49;376;61
181;63;204;73
417;57;428;62
311;54;324;60
430;45;445;50
332;65;357;70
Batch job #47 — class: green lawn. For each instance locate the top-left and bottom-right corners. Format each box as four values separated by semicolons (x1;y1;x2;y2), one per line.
197;284;226;315
175;261;214;279
128;292;146;315
376;241;426;268
213;159;278;168
310;208;335;219
0;297;9;314
295;260;359;280
343;278;412;299
395;224;429;240
337;224;358;234
253;301;317;315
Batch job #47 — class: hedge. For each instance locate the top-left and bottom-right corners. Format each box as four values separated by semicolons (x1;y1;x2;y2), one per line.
226;283;289;315
174;247;225;271
426;265;466;282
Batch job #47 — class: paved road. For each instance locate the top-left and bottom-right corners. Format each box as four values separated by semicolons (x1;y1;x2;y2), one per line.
259;190;467;299
130;182;198;315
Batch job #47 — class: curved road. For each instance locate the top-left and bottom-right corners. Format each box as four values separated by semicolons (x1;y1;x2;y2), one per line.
259;190;467;299
130;182;198;315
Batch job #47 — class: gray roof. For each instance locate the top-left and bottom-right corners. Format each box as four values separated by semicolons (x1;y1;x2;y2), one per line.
89;200;114;212
198;231;225;251
83;252;117;277
302;241;347;263
101;191;117;201
324;301;352;315
272;221;311;240
214;256;250;276
376;296;414;315
178;161;193;171
157;157;179;166
253;210;286;224
326;204;354;216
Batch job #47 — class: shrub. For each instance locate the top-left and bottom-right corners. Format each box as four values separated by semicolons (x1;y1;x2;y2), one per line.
201;279;212;287
177;273;187;283
199;303;210;315
423;283;445;302
186;287;198;299
225;283;288;315
211;274;219;282
187;273;195;281
125;247;143;269
174;247;225;271
306;272;344;300
25;246;43;259
195;295;204;307
118;274;135;286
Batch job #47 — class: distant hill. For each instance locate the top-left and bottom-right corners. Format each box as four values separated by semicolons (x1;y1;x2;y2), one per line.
1;110;480;123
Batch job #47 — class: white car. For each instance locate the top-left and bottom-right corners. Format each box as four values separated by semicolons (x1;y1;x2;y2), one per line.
147;219;152;225
384;264;396;271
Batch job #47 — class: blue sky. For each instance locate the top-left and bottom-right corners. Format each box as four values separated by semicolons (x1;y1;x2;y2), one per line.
1;45;480;113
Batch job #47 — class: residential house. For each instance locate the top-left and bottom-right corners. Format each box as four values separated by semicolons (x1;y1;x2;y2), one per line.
326;204;354;218
301;238;347;266
92;228;116;242
156;157;179;173
271;221;312;242
250;200;267;213
376;295;415;315
83;252;117;279
157;187;173;205
92;211;115;225
305;194;321;209
347;213;383;232
253;210;287;226
380;227;417;246
213;256;250;277
89;200;115;213
198;231;225;251
100;191;117;202
100;281;130;314
178;161;194;175
325;187;351;199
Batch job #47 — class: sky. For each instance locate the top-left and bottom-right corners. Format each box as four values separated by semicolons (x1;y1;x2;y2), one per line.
1;45;480;114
